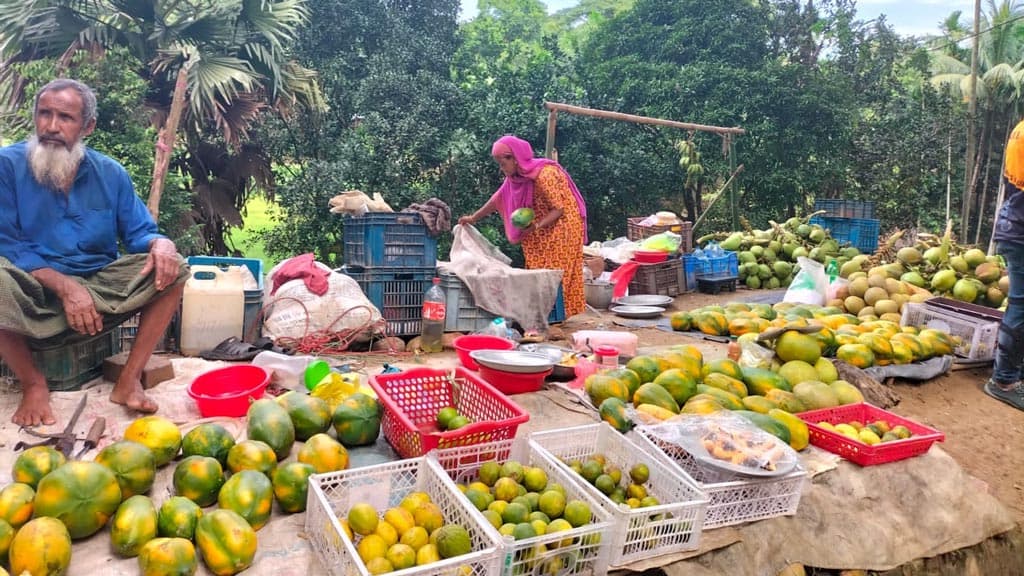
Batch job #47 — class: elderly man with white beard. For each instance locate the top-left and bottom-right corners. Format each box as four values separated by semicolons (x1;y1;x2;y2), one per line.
0;78;188;426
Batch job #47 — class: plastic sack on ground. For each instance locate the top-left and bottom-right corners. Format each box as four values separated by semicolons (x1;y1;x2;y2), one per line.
783;256;828;306
261;259;385;343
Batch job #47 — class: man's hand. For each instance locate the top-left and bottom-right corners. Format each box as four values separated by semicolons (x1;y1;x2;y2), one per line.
60;278;103;335
141;238;180;291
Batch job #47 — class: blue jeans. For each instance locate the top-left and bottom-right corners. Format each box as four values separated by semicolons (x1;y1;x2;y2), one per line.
993;241;1024;383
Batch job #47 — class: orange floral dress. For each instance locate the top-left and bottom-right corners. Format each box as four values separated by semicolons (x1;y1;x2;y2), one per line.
521;165;586;317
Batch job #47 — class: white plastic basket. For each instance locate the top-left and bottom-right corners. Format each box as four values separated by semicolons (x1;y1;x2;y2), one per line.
428;437;614;575
305;457;504;576
900;301;998;360
632;426;806;529
530;423;709;567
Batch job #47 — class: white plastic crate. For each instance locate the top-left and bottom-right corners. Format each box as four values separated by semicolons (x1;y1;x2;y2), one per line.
305;457;504;576
900;301;999;360
428;437;614;575
632;426;806;529
530;423;709;566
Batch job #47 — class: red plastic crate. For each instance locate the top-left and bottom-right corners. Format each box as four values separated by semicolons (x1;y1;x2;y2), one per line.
797;403;944;466
368;367;530;459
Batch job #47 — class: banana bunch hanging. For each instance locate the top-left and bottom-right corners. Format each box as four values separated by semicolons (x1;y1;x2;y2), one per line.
676;139;704;188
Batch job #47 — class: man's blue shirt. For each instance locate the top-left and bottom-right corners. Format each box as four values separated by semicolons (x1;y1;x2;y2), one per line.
0;141;164;276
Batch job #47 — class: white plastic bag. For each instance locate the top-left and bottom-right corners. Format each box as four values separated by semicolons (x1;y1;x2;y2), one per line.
827;276;849;302
783;257;828;306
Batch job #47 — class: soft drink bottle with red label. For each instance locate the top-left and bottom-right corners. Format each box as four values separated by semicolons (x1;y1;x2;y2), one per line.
420;277;446;352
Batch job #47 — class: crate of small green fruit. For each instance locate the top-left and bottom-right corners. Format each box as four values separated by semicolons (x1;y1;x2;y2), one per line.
306;457;504;575
369;367;530;459
429;437;615;575
530;423;709;566
797;402;944;466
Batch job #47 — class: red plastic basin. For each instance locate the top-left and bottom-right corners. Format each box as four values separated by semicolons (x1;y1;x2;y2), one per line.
453;334;516;370
188;364;269;417
477;364;552;395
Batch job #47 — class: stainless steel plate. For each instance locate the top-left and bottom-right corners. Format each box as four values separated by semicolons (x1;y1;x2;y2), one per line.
469;350;555;374
610;305;666;319
614;294;674;307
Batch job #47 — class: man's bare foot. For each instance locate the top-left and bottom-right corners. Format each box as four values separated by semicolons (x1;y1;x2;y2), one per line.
13;385;56;426
109;382;158;414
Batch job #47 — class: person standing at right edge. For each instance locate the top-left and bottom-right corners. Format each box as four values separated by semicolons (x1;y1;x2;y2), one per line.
987;118;1024;411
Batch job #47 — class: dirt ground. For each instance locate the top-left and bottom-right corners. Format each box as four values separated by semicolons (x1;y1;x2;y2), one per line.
555;288;1024;529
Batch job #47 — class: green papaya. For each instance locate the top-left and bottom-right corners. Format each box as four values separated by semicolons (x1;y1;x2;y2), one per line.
741;367;792;396
734;410;791;445
632;383;680;414
246;399;296;461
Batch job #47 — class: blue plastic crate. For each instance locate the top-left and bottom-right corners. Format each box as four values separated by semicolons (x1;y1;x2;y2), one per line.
342;213;438;269
813;199;876;220
809;216;880;253
683;252;739;292
549;284;565;324
343;266;436;336
187;256;264;340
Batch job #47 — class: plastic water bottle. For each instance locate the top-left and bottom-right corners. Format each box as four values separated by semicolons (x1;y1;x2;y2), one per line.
484;317;509;339
826;259;839;284
420;277;446;353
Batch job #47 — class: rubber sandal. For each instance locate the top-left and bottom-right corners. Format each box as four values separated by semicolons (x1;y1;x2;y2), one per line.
251;336;292;355
200;336;262;361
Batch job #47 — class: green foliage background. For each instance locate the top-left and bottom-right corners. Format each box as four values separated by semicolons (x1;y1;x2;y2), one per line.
1;0;1001;264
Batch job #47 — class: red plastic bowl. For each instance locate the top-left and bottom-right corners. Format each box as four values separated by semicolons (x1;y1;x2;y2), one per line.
477;364;552;395
188;365;270;417
453;334;516;370
633;250;669;263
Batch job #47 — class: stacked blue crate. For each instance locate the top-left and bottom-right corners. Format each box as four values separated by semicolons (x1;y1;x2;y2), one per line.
340;213;437;336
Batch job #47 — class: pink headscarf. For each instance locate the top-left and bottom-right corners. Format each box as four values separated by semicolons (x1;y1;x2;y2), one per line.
491;135;588;243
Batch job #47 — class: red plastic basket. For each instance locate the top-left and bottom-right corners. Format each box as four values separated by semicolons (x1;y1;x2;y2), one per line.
797;402;944;466
368;367;530;459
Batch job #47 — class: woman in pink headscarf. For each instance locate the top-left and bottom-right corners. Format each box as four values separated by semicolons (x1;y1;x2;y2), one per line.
459;135;588;318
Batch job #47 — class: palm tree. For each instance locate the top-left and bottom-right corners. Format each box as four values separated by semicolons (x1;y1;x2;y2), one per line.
0;0;326;252
929;0;1024;243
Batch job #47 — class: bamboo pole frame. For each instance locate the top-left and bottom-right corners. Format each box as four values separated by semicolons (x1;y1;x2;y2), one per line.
542;101;746;228
147;63;190;221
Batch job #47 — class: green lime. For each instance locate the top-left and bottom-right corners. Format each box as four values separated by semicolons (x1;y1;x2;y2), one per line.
436;406;459;429
446;415;471;430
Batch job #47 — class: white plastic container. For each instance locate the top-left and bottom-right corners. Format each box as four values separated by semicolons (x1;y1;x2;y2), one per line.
571;330;639;357
180;264;245;356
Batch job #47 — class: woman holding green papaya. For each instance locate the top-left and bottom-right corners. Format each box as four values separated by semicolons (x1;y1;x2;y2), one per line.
459;135;588;320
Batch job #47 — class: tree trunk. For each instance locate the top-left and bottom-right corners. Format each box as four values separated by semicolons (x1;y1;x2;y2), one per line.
961;0;982;239
975;114;996;245
966;119;989;243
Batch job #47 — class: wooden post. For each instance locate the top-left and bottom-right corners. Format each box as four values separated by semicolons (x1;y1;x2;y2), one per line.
545;108;558;159
147;63;190;221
